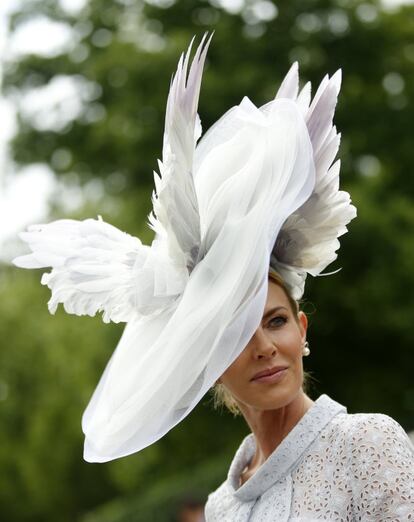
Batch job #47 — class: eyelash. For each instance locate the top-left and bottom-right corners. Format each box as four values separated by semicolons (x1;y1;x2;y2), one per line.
268;315;288;328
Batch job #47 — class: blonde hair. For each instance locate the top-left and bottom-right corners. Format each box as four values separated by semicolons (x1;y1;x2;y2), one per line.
212;271;310;416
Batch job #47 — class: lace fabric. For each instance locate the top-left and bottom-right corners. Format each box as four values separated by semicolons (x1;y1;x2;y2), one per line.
205;394;414;521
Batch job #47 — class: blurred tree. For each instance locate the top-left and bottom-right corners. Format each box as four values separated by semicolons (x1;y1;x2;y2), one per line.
2;0;414;520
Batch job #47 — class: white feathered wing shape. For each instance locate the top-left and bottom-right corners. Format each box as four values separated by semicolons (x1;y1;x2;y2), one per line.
269;62;357;298
12;37;211;322
13;217;188;323
149;34;212;271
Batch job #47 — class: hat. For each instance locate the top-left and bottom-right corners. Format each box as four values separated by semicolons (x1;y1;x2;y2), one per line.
13;34;356;462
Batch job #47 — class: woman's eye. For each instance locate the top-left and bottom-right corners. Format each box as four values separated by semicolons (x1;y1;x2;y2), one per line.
268;316;287;328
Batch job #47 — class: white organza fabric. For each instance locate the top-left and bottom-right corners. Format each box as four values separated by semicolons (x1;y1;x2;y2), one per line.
205;395;414;522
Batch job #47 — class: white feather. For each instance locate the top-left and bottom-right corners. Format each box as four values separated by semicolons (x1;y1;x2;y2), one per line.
149;34;212;271
12;37;212;323
273;65;356;297
275;62;299;100
13;217;188;323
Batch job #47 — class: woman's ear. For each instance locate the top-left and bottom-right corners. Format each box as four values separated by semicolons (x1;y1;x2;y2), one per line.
298;311;308;342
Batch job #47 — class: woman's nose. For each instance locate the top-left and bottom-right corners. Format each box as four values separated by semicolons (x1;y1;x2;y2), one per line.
250;327;277;359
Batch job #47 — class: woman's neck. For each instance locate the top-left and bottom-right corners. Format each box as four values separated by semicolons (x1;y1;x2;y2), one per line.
239;391;314;474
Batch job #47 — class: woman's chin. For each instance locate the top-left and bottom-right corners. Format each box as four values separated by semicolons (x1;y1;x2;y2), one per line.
245;382;303;411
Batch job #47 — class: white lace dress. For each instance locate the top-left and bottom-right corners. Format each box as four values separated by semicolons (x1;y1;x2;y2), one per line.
205;394;414;521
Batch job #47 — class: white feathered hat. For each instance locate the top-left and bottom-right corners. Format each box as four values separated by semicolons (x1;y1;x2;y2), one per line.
13;34;356;462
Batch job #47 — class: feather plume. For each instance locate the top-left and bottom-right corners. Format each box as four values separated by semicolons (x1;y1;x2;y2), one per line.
148;33;212;271
12;37;211;322
13;217;188;323
272;63;356;298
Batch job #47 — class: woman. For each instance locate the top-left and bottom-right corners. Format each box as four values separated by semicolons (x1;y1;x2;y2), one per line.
205;270;414;520
12;35;413;519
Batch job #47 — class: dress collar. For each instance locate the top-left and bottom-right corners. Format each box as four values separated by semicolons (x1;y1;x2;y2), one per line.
227;394;347;502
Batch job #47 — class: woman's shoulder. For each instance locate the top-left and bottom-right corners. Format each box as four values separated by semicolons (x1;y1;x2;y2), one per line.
204;480;237;522
327;411;414;519
331;409;412;446
324;409;414;470
204;434;254;519
312;407;413;466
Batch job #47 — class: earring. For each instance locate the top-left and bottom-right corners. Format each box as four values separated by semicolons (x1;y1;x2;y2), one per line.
302;340;310;357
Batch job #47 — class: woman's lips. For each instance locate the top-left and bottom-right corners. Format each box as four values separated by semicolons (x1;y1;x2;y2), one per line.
250;366;288;383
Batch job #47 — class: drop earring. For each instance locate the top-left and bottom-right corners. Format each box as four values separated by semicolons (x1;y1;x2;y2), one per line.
302;340;310;357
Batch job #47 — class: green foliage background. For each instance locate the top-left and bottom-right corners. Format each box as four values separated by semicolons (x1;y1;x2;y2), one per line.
1;0;414;520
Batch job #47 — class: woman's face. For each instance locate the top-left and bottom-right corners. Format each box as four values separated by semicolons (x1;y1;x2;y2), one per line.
219;281;308;412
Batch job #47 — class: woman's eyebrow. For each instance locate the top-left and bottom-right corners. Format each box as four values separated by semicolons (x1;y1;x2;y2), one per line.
262;306;288;320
